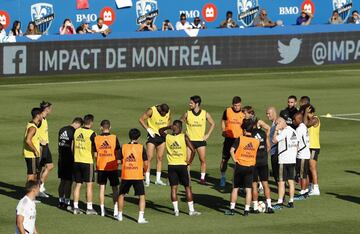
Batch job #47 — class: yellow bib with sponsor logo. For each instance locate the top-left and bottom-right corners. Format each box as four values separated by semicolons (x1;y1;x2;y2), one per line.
23;122;40;158
147;106;170;135
166;133;187;165
186;110;206;141
74;128;95;164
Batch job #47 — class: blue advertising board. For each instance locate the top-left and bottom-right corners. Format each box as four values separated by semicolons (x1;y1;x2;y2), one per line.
0;0;359;34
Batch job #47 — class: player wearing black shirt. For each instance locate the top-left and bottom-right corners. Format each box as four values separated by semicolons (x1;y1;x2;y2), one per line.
57;117;83;209
280;95;298;128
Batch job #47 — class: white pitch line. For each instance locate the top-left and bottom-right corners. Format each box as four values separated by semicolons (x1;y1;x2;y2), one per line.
330;113;360;117
1;68;360;88
320;116;360;122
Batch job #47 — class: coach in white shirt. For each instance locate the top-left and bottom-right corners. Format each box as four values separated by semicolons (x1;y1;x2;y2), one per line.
16;180;40;234
176;13;192;30
272;117;298;209
294;112;311;195
92;17;111;36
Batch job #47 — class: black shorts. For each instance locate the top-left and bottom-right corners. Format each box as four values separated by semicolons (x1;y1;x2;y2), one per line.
279;163;296;182
168;165;190;187
119;180;145;196
222;137;236;160
233;164;254;189
310;149;320;161
25;157;40;175
97;170;120;186
296;159;309;179
253;164;269;182
191;141;207;149
146;134;165;147
40;144;52;167
271;154;279;182
73;162;94;183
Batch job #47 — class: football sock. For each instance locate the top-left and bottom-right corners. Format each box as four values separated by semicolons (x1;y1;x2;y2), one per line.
289;198;294;203
230;202;236;210
245;205;250;211
200;173;206;180
74;202;79;209
172;201;179;212
100;204;105;213
277;198;283;204
253;201;259;210
156;172;161;181
188;201;195;212
145;172;150;182
138;211;145;220
266;199;272;208
87;202;93;210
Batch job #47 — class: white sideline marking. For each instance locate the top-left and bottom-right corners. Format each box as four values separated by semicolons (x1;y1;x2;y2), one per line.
321;113;360;122
1;68;360;88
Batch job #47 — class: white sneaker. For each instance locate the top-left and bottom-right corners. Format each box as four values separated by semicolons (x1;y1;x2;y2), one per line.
189;210;201;216
38;191;49;198
117;214;123;221
309;188;320;196
144;180;150;187
174;210;179;217
155;180;166;186
138;218;149;224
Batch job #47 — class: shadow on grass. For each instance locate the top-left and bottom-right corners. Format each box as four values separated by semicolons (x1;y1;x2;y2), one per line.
345;170;360;176
326;192;360;205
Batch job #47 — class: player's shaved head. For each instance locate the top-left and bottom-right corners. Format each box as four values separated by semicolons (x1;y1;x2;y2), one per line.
266;106;277;121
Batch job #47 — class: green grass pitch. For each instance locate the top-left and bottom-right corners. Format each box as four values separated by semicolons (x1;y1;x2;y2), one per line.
0;65;360;233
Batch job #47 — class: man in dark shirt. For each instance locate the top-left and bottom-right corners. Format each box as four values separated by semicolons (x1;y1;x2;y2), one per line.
57;117;83;209
280;95;298;129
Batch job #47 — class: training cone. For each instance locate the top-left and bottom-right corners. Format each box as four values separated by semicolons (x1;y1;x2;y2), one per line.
326;113;332;118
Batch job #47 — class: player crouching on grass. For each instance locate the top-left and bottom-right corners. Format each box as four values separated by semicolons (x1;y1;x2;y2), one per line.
272;118;298;209
225;119;260;216
118;128;149;224
94;120;121;217
159;120;201;217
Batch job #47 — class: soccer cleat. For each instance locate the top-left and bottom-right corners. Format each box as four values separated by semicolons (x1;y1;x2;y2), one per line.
293;194;306;201
138;218;149;224
73;208;82;215
101;211;105;217
38;191;49;198
144;180;150;187
224;209;235;216
189;210;201;216
243;210;250;216
219;177;226;187
266;207;275;214
174;210;180;217
199;179;206;185
58;202;66;209
251;209;260;214
117;215;123;221
155;180;167;186
309;188;320;196
86;209;98;215
272;203;283;210
286;202;294;208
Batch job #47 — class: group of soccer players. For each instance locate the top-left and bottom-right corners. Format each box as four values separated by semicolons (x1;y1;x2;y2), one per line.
19;94;321;230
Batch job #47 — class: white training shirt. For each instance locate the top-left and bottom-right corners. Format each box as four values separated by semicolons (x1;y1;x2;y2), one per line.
175;21;191;30
276;126;299;164
15;196;36;234
296;123;310;159
91;24;109;33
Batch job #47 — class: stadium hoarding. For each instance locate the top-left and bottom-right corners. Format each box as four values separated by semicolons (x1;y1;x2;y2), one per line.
1;27;360;76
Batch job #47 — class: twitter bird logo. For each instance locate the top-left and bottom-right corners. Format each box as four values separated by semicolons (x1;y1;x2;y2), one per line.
278;38;302;64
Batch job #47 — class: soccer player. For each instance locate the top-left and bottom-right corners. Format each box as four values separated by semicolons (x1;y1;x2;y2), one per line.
16;180;40;234
293;112;310;198
139;103;171;186
72;114;97;215
23;108;42;182
219;96;245;187
94;120;121;217
303;104;321;196
266;107;279;183
118;128;149;224
38;101;53;197
280;95;298;128
225;119;260;216
180;95;215;184
272;117;298;209
299;96;310;108
57;117;83;209
159;120;201;216
251;120;274;213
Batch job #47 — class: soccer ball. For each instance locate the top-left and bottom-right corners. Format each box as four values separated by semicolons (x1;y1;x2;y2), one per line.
258;201;266;213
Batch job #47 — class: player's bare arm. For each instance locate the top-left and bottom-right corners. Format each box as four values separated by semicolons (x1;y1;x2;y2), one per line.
204;112;216;141
25;127;39;157
185;135;196;165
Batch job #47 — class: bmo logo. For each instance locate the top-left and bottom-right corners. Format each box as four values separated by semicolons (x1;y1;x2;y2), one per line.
279;6;299;15
202;3;218;22
301;0;315;15
100;7;116;26
179;10;200;19
0;10;10;29
76;14;97;23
